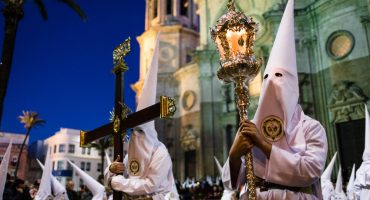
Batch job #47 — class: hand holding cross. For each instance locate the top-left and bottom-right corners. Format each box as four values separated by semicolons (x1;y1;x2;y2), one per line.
109;155;125;174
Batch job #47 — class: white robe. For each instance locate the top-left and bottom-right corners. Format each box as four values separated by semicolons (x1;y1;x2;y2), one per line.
354;161;370;200
105;142;178;200
222;106;328;200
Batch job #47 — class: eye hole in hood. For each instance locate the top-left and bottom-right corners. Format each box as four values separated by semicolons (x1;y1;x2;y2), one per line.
263;72;283;80
133;127;144;134
275;72;283;77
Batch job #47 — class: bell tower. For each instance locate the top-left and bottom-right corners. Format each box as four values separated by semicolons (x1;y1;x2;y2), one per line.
145;0;199;29
132;0;200;180
132;0;199;99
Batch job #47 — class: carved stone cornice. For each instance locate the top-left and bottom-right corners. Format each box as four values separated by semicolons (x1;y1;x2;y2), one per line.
329;81;368;123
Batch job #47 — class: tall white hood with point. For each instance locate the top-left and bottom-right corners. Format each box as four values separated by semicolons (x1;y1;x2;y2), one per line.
36;159;69;200
67;160;105;200
347;164;356;200
35;148;52;200
0;141;12;197
128;33;160;178
253;0;300;146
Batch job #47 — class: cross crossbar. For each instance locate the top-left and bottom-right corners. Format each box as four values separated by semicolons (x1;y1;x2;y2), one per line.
80;96;175;147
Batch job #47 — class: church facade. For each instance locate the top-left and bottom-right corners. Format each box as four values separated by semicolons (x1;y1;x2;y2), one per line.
132;0;370;182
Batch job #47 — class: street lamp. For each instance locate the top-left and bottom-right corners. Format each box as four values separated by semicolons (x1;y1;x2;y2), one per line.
210;0;261;199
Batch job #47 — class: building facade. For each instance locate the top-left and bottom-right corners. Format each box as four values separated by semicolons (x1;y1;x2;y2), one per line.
134;0;370;182
0;132;29;179
27;140;45;183
44;128;113;190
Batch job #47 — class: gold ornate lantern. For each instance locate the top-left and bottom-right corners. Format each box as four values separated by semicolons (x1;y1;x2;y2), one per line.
210;0;261;199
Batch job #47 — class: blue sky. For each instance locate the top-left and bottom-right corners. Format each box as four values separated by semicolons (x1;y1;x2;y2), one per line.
0;1;145;144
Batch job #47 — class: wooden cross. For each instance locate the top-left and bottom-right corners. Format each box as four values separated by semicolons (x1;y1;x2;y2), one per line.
80;38;176;200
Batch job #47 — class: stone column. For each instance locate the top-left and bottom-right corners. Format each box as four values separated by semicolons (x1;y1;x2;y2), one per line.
145;0;149;30
192;1;198;29
194;0;207;49
173;0;179;17
159;0;166;24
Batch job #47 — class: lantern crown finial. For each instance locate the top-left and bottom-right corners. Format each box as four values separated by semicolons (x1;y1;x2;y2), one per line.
227;0;236;11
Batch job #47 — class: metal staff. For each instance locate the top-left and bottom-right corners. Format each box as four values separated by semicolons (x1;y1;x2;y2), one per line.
210;0;261;199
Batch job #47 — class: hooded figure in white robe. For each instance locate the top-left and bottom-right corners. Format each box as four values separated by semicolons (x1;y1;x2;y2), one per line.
347;164;356;200
0;141;12;198
35;148;53;200
105;33;179;200
354;104;370;199
334;166;347;199
214;157;237;200
67;160;106;200
221;0;328;199
321;152;337;200
36;159;69;200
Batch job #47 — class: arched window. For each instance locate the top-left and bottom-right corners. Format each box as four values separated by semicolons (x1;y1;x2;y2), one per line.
166;0;172;15
153;0;158;18
180;0;188;16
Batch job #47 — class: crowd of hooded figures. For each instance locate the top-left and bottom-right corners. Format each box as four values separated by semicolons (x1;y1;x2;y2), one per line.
176;176;225;200
320;104;370;200
0;167;367;200
0;174;226;200
1;176;95;200
0;172;226;200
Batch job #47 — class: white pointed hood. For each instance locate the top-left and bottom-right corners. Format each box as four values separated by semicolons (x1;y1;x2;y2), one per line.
253;0;299;147
35;148;52;200
347;164;356;200
213;157;237;199
182;178;190;188
363;104;370;161
335;166;343;193
0;141;12;197
128;33;160;178
334;166;347;199
36;159;69;200
321;152;337;181
67;160;105;200
355;104;370;187
214;156;223;175
206;176;213;186
321;152;337;200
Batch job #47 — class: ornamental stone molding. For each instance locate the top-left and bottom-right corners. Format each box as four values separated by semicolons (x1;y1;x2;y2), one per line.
329;81;368;123
180;124;198;151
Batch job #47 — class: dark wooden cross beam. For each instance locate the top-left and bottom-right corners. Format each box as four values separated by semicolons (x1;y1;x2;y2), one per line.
80;96;176;146
79;38;176;200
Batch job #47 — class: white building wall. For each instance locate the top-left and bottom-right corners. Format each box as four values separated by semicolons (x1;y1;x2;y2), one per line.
44;128;113;190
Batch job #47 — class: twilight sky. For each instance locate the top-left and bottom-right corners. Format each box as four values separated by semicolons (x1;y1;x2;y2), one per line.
0;1;145;144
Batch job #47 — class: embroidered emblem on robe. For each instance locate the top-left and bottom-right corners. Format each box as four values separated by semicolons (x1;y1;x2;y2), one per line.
129;159;140;176
261;115;284;142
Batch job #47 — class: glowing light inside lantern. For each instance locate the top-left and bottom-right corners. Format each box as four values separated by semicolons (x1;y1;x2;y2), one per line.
226;29;247;59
